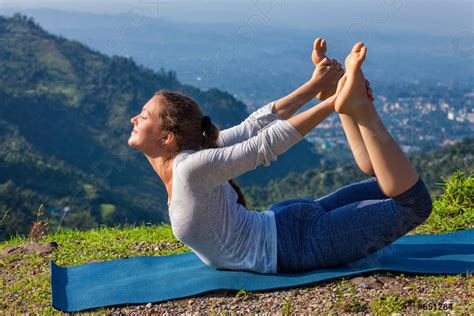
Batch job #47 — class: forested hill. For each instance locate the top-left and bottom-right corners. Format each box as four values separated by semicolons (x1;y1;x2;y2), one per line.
0;14;321;241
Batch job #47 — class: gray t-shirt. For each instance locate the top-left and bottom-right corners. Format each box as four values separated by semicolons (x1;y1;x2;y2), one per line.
168;101;304;274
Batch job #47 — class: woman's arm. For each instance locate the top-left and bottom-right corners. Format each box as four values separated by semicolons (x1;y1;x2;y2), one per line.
285;74;348;136
217;59;342;147
217;101;283;147
273;58;342;119
178;97;336;193
287;94;335;136
272;80;320;120
217;56;342;147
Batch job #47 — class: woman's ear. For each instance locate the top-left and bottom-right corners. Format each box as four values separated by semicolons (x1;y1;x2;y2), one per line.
161;131;176;145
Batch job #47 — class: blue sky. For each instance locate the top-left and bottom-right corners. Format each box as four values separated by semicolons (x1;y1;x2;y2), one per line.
1;0;472;36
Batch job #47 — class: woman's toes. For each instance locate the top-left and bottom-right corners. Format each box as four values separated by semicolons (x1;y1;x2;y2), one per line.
314;38;322;50
320;39;327;52
359;46;367;61
352;42;365;53
312;37;328;65
345;43;367;70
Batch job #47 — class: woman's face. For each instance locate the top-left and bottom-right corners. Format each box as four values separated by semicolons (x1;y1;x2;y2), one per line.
128;95;164;153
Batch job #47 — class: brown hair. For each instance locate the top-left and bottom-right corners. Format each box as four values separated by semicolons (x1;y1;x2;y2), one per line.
155;89;248;207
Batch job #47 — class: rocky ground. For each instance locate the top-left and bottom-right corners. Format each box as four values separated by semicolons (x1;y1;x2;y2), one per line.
100;272;471;314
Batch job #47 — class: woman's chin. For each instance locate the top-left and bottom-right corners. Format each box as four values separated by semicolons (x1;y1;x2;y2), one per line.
127;136;141;149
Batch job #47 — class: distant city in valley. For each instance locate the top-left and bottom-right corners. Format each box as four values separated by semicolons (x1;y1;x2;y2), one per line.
308;81;473;155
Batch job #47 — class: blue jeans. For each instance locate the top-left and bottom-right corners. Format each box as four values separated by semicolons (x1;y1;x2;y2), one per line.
270;176;433;273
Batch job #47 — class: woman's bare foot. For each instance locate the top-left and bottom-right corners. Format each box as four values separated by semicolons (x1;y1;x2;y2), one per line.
312;38;327;65
334;42;372;116
311;38;341;100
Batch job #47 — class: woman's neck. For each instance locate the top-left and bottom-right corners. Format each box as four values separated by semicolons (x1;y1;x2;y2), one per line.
145;154;174;201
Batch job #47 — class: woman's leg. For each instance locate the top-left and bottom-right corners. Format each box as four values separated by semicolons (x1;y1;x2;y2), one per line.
275;177;433;273
315;176;388;212
335;43;419;197
276;43;435;273
271;176;386;214
304;177;433;271
339;113;375;176
312;37;375;176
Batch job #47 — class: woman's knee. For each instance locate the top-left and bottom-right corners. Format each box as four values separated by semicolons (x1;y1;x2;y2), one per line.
392;177;433;223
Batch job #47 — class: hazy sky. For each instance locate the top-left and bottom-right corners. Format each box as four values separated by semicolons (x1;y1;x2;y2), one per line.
1;0;473;36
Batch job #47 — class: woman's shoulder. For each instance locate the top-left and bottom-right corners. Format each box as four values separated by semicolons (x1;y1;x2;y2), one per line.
174;149;197;163
173;149;204;177
174;148;218;166
173;148;221;185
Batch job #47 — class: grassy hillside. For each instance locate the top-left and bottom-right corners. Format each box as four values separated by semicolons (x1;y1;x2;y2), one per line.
0;169;472;314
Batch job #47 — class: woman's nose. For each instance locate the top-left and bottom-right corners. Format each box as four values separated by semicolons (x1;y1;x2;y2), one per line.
130;115;137;124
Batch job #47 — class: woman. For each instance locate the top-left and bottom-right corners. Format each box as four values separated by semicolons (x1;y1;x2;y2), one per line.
128;39;433;274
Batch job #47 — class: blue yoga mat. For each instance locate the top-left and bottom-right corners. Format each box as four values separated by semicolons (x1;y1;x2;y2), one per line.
51;228;474;312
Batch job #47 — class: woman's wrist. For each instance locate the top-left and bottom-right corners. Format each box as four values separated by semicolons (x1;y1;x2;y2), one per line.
308;76;323;97
287;94;336;136
274;79;322;119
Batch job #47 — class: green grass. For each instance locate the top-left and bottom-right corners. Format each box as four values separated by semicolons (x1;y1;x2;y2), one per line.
0;223;192;314
370;293;405;313
412;169;473;235
0;170;472;313
279;297;293;315
1;223;191;266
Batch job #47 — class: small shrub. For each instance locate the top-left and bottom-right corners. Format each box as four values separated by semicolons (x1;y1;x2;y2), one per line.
28;204;49;241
